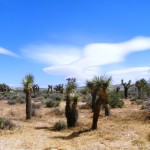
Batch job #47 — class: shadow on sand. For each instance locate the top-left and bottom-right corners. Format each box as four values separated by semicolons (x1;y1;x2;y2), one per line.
52;128;91;140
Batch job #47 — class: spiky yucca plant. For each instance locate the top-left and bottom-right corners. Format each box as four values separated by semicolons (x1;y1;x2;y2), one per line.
22;74;34;119
91;76;111;130
65;79;78;127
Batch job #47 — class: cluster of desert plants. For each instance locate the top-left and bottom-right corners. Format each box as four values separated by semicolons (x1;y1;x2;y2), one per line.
65;78;79;128
2;72;150;133
0;117;16;130
0;83;10;92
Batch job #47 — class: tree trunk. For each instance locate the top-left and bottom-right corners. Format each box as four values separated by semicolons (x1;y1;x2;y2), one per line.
104;103;110;117
91;99;101;130
137;88;142;99
124;88;128;99
26;93;32;119
65;95;72;127
71;100;78;127
92;93;96;112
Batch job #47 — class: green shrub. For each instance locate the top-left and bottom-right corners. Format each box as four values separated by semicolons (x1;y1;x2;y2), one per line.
52;108;64;116
79;103;91;109
7;99;17;105
44;93;50;98
31;109;42;118
32;103;41;109
49;93;62;101
17;99;25;104
45;100;60;108
130;98;143;105
79;88;88;95
0;95;4;100
108;90;124;108
0;118;16;130
54;120;67;131
82;94;92;107
31;94;36;98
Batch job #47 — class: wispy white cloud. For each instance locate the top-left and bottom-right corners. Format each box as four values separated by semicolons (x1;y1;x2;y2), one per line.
22;44;81;65
22;36;150;85
107;66;150;84
0;47;19;57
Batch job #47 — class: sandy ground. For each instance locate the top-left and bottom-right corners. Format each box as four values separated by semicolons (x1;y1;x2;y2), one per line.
0;99;149;150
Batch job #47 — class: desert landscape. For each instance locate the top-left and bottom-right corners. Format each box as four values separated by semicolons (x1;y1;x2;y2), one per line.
0;88;149;150
1;1;150;150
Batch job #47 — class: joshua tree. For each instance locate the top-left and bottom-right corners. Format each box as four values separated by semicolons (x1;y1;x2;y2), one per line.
135;79;148;99
22;74;34;119
66;78;76;83
121;79;131;99
65;78;78;127
91;76;111;130
116;86;120;93
53;84;64;93
47;85;53;93
86;80;97;112
32;84;39;95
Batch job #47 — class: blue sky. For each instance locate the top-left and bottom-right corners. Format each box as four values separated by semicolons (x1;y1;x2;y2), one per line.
0;0;150;87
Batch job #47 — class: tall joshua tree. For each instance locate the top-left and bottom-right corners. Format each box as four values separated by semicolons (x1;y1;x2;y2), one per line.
135;78;148;99
91;76;111;130
65;78;78;127
22;74;34;119
121;79;131;99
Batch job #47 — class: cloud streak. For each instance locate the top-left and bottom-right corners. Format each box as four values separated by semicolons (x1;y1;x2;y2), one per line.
0;47;19;57
22;36;150;85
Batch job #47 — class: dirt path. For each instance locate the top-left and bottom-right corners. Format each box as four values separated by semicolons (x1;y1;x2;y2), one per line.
0;99;149;150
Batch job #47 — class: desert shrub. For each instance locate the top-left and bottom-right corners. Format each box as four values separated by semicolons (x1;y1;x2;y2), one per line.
32;103;41;109
79;103;91;109
52;108;64;116
44;93;50;98
31;109;42;118
108;90;124;108
0;118;16;130
130;97;137;101
49;93;62;101
45;100;60;108
53;120;67;131
130;98;144;105
145;99;150;112
17;99;25;104
0;95;4;100
79;88;88;95
82;94;92;107
7;99;17;105
31;94;36;98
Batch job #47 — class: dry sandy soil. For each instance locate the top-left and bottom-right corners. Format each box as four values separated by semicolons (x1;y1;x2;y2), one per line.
0;99;149;150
